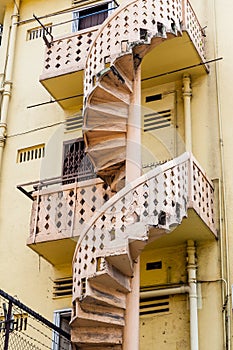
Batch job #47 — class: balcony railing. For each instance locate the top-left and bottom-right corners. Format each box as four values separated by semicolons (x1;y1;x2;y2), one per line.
40;0;206;85
28;178;113;246
40;27;98;81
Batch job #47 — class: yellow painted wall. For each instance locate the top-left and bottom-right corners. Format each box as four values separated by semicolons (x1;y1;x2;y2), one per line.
0;0;232;349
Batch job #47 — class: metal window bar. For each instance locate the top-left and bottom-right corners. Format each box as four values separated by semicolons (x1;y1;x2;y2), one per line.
62;140;96;184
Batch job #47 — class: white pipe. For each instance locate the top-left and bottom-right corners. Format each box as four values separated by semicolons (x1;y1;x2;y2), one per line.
213;1;231;348
182;74;192;152
140;285;189;299
187;240;199;350
0;1;20;172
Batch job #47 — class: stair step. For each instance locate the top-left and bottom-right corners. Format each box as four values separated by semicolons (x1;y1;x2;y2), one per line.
105;244;134;277
71;326;123;347
113;53;135;84
91;85;130;106
84;105;127;131
85;102;128;117
88;260;131;293
99;66;133;94
85;135;126;172
72;302;125;328
81;281;127;309
133;43;151;69
126;222;149;260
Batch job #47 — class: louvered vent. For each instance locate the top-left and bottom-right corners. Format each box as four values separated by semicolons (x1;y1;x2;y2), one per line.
143;109;172;132
140;295;170;316
53;277;73;298
65;114;83;132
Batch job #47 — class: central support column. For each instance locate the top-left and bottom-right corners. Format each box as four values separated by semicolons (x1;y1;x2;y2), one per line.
124;67;141;350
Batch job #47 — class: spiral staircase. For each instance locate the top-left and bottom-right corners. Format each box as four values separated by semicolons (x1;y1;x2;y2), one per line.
82;0;185;191
70;0;210;348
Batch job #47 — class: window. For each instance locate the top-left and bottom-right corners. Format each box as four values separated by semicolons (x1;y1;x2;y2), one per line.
53;309;71;350
72;2;113;32
27;24;52;40
62;139;96;183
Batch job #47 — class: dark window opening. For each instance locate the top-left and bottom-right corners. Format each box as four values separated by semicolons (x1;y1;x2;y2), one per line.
73;3;109;32
145;93;162;103
62;139;96;184
146;261;162;270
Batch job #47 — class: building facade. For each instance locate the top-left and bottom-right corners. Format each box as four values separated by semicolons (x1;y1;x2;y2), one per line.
0;0;232;349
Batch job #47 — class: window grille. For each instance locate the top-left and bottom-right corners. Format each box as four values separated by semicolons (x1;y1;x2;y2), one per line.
62;139;96;183
27;24;52;40
17;144;45;163
72;2;113;32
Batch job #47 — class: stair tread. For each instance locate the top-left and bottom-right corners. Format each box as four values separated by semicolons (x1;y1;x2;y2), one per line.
81;282;127;309
71;326;123;345
99;67;133;94
88;263;131;293
72;303;125;328
90;85;130;105
113;53;135;84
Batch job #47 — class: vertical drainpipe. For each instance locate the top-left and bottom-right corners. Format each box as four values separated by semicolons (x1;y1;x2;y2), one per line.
182;74;192;152
0;0;20;173
187;240;199;350
123;66;141;350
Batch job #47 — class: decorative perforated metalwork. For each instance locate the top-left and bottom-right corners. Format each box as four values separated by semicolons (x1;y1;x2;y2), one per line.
72;152;216;301
29;179;113;244
41;28;98;78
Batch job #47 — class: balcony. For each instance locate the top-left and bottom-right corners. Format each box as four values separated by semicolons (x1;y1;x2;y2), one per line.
24;152;217;268
26;177;113;265
40;0;207;109
40;27;98;109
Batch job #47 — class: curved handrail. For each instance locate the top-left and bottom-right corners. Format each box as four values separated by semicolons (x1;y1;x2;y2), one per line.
72;152;191;262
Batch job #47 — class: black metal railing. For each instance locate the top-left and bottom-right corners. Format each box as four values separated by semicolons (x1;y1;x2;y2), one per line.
0;289;70;350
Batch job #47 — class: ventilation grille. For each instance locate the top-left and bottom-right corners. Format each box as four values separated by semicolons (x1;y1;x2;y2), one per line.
140;295;170;316
17;144;45;163
28;25;52;41
65;114;83;132
143;109;172;132
53;277;73;298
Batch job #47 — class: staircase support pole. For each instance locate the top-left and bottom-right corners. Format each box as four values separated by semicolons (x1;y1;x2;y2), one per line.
124;67;141;350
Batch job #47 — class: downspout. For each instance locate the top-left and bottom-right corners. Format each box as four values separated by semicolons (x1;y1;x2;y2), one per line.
213;1;231;348
182;74;192;152
187;240;199;350
0;0;20;173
